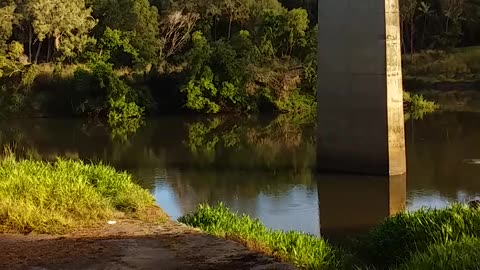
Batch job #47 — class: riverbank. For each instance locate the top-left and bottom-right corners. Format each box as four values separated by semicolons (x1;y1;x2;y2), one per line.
0;154;294;269
0;219;294;270
180;204;480;270
403;46;480;92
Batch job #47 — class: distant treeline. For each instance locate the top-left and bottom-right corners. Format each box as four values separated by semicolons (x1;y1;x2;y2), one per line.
0;0;467;121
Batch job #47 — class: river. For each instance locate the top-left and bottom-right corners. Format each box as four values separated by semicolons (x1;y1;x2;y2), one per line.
1;111;479;239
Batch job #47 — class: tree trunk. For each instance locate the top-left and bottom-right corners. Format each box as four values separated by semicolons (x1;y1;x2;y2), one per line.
46;38;52;62
34;41;43;64
410;18;414;55
213;16;217;40
401;21;406;54
28;26;33;63
228;17;232;40
421;16;427;49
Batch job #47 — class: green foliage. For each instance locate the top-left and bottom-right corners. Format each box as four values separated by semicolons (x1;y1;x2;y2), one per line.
26;0;96;61
272;91;316;115
403;92;438;120
94;27;140;68
257;7;309;57
179;203;341;270
0;153;155;234
93;0;159;65
72;59;144;125
185;118;222;162
182;66;220;113
0;4;16;52
108;95;144;141
355;204;480;269
396;237;480;270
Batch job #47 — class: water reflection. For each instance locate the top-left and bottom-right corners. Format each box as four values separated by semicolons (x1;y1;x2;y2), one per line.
318;174;406;242
0;112;480;237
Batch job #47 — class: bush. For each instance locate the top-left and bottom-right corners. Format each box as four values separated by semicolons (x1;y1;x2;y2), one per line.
397;237;480;270
403;92;438;120
179;203;342;270
356;205;480;269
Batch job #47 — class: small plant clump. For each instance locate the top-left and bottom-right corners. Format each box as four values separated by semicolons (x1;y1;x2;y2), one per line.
403;91;438;120
0;153;161;234
178;203;342;270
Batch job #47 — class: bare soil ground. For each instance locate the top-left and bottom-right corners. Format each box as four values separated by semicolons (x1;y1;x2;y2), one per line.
0;219;296;270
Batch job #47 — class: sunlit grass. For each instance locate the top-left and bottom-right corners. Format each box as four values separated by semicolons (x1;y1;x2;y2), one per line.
180;203;480;270
396;237;480;270
178;203;342;270
0;152;161;234
355;204;480;269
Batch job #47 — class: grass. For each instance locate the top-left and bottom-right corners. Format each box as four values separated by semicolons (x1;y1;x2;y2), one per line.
178;203;342;270
0;152;163;234
179;203;480;270
354;204;480;269
396;237;480;270
403;46;480;90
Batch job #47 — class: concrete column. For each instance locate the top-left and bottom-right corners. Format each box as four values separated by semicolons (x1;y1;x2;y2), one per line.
317;0;406;175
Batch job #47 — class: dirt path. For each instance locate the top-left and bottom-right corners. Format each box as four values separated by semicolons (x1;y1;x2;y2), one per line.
0;220;297;270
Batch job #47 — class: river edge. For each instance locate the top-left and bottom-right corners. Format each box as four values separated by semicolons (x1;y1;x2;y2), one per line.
0;217;296;270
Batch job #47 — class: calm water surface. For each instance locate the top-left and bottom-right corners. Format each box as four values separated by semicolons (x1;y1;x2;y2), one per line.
1;112;480;238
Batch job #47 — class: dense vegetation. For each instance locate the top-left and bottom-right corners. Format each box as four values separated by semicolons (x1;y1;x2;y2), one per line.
0;0;318;121
0;0;452;124
179;203;480;270
0;151;163;234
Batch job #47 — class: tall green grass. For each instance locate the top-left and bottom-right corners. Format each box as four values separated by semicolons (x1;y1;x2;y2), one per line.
356;205;480;269
178;203;342;270
180;203;480;270
396;237;480;270
0;154;159;234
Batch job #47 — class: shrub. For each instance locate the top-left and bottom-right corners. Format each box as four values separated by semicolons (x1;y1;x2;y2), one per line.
403;92;438;120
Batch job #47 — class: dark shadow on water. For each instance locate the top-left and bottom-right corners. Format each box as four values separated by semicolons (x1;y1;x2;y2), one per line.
317;173;406;244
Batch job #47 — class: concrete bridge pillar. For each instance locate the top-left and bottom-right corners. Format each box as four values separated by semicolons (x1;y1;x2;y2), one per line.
317;0;406;175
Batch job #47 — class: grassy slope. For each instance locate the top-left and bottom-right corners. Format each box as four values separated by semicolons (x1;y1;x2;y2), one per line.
403;46;480;90
178;203;343;270
0;154;164;234
179;203;480;270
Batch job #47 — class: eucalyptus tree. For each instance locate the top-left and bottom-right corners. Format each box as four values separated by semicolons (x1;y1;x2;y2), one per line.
21;0;95;63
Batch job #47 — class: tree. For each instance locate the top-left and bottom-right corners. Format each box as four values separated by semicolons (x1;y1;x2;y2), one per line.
0;4;16;53
159;10;199;60
440;0;465;47
25;0;96;62
219;0;250;39
400;0;419;53
93;0;160;65
418;1;434;49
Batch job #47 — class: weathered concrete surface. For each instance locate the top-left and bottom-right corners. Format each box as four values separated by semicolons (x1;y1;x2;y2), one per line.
317;0;406;175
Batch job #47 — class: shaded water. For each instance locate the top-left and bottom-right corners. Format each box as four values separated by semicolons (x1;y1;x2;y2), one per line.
1;112;480;238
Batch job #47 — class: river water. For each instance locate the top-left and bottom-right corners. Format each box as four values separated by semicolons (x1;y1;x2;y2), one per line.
1;112;480;239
